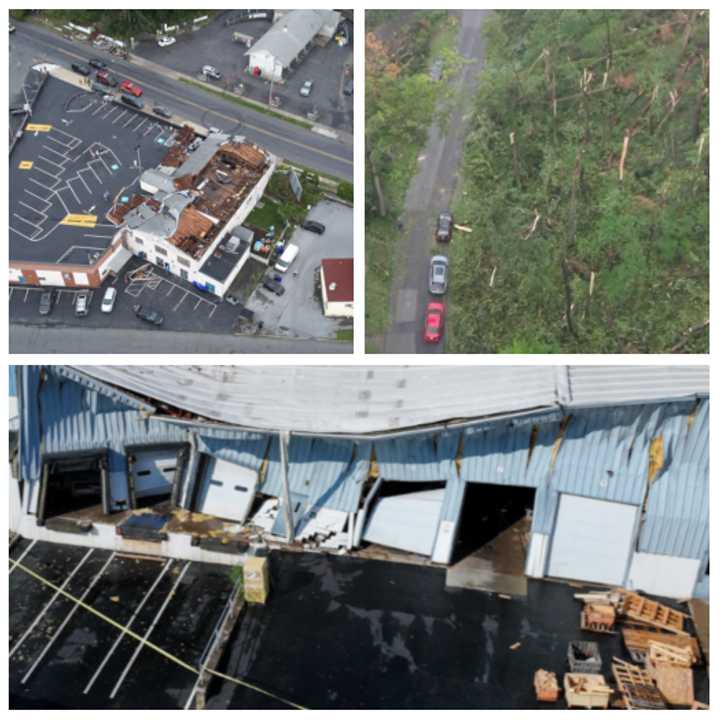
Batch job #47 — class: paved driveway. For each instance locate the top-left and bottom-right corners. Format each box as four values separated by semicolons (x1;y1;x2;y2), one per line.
133;11;353;132
245;200;353;339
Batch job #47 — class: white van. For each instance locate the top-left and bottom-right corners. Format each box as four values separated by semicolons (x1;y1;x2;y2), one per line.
101;287;117;313
275;244;299;273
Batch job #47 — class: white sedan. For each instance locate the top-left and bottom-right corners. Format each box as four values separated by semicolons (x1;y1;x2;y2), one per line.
157;35;176;47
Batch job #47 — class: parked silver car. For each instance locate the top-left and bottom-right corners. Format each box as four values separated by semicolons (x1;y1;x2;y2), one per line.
428;255;449;295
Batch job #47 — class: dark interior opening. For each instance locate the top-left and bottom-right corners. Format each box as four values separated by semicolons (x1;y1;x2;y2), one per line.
377;480;446;498
41;454;105;522
452;483;536;564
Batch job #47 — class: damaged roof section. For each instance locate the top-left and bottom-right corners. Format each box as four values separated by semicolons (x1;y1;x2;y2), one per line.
74;366;708;436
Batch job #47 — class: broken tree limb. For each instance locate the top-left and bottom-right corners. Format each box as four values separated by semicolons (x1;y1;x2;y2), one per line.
366;148;387;218
619;131;631;181
489;266;497;287
669;319;709;352
524;209;541;239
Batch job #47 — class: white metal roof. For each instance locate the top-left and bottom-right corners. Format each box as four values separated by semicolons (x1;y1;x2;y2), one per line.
76;366;708;435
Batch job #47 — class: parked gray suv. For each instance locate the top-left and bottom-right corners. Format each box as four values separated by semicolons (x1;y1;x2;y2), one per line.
429;255;449;295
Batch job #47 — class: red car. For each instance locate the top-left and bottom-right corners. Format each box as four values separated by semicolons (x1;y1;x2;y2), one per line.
95;70;118;87
423;302;445;343
120;79;143;97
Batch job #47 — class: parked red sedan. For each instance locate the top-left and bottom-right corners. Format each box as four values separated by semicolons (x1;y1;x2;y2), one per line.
119;79;143;97
423;302;445;343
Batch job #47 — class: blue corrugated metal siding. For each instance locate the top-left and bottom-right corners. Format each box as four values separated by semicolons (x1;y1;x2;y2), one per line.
262;437;372;513
195;428;270;470
375;431;460;481
461;420;559;488
638;400;709;559
530;483;559;535
438;464;465;523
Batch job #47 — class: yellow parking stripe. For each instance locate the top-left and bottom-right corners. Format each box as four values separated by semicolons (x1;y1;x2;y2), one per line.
26;123;53;132
61;213;97;228
18;161;33;170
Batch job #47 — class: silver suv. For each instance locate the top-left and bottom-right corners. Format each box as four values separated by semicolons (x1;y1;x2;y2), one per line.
429;255;449;295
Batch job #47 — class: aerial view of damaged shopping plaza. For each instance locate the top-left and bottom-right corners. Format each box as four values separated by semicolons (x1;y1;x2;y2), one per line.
9;365;709;709
9;10;354;353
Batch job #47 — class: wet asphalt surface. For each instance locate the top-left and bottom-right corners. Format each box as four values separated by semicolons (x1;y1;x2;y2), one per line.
10;540;709;709
208;552;709;709
10;538;234;709
384;10;489;354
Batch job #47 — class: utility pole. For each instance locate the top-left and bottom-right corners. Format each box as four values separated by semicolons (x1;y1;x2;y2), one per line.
279;430;294;543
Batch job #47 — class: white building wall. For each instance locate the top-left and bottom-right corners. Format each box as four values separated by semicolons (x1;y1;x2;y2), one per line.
325;300;354;318
9;267;22;283
525;532;549;578
247;49;284;81
35;270;65;286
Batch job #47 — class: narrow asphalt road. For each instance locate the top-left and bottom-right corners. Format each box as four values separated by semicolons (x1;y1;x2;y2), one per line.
10;325;350;354
11;21;353;181
383;10;488;354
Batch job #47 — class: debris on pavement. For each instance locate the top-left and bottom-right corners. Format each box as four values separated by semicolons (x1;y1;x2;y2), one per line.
563;673;613;709
534;669;559;702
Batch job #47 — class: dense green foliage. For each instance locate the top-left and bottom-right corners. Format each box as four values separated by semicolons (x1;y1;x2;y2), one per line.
448;10;708;353
365;12;456;341
31;10;208;39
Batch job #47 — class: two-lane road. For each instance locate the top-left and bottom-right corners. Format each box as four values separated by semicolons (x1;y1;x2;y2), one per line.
11;21;353;181
383;10;488;353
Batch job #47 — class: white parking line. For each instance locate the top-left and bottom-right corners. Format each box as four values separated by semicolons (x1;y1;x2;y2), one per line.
42;145;68;160
66;180;82;204
122;114;136;128
108;561;191;699
10;548;95;659
134;118;147;133
34;165;60;182
83;559;174;695
102;105;117;121
112;109;128;125
9;540;37;576
38;154;65;170
76;171;92;194
21;552;117;685
88;163;103;184
92;101;108;117
172;293;188;312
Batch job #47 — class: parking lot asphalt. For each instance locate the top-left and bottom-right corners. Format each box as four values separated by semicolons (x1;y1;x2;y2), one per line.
207;552;710;710
133;11;353;132
245;200;353;339
10;539;235;710
10;75;175;266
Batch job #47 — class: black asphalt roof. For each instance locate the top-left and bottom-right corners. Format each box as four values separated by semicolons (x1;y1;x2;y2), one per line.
10;75;176;266
199;239;251;283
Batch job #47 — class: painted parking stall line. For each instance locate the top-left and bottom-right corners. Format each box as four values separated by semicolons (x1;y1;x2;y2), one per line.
10;548;95;659
83;558;175;695
8;540;37;576
21;552;117;685
109;561;191;699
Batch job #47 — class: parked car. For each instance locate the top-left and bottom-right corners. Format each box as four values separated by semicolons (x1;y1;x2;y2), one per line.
436;211;453;243
302;220;325;235
39;291;53;316
157;35;176;47
428;255;449;295
343;79;354;96
95;70;118;86
262;277;286;296
120;94;144;110
202;65;222;80
74;292;90;316
423;302;445;343
133;304;164;325
152;105;172;118
119;79;143;97
71;62;91;76
299;80;314;97
101;287;117;313
88;58;107;70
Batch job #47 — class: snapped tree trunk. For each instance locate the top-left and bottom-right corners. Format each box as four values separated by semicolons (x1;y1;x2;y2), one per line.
367;148;387;218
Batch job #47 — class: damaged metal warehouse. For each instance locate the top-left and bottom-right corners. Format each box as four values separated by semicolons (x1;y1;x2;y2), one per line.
9;365;710;709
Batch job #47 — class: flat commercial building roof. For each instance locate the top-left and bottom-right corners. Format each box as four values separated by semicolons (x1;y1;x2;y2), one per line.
9;75;177;266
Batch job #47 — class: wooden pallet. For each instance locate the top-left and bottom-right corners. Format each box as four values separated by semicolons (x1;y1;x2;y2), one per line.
621;593;689;635
622;628;700;664
612;658;666;709
648;641;694;668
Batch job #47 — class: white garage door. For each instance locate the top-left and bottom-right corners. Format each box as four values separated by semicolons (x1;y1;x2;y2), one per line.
548;494;638;586
363;488;444;556
131;449;179;498
194;457;258;523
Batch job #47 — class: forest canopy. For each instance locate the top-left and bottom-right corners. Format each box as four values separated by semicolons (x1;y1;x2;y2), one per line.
448;9;708;353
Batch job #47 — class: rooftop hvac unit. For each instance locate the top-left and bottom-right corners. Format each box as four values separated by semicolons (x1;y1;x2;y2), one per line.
226;235;241;253
329;282;337;291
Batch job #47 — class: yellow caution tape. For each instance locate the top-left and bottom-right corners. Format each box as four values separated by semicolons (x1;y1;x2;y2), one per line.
18;161;33;170
60;214;97;228
26;123;53;132
9;557;306;710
